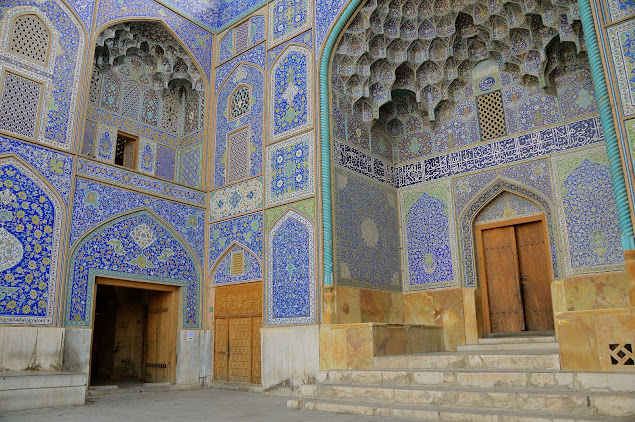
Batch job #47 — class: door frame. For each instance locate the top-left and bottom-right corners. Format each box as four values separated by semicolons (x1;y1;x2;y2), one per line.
89;277;179;387
474;214;552;334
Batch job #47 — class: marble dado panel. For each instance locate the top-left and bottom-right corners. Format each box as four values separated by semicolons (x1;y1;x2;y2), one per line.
76;158;205;207
95;0;213;80
210;177;263;222
0;135;73;205
607;19;635;117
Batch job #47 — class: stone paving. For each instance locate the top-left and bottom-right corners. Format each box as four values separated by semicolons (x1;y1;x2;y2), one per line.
0;388;402;422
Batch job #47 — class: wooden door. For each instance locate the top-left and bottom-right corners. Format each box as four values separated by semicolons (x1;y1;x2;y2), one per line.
228;317;252;383
481;226;525;333
515;221;554;331
252;316;262;384
214;318;229;382
145;291;173;383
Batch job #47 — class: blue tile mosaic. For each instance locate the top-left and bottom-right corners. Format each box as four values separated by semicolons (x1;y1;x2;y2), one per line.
400;180;458;291
0;1;85;151
211;244;262;285
66;210;200;327
268;0;312;47
334;167;401;291
76;158;205;207
267;209;315;325
95;0;213;80
0;136;73;205
71;178;205;265
215;43;265;91
214;64;264;188
209;212;263;267
0;158;62;325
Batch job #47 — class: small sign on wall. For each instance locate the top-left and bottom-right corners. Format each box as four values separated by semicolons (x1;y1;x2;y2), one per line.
186;330;195;343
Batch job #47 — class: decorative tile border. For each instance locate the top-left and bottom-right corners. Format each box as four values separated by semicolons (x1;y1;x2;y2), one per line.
265;130;315;206
210;177;263;221
605;0;635;22
333;139;396;187
76;158;205;207
607;19;635;116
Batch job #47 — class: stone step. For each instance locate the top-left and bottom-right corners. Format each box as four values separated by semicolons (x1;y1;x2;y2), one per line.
317;369;635;393
299;383;635;418
374;351;561;370
288;398;635;422
458;342;560;352
479;336;557;345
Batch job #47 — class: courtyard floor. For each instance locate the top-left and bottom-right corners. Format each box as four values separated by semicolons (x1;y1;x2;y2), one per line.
0;388;403;421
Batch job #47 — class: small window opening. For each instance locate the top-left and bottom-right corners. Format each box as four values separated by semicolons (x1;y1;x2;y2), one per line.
115;132;137;169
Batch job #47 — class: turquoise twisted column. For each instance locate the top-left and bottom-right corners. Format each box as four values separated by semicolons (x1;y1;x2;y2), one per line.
320;0;364;286
578;0;635;251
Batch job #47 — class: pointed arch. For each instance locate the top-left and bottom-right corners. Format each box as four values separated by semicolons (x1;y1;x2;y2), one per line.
210;241;263;286
458;177;559;288
65;208;201;328
269;44;313;142
267;209;315;325
0;155;64;325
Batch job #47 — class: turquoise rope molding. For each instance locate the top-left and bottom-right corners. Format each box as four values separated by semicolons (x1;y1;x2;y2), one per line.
578;0;635;251
320;0;365;287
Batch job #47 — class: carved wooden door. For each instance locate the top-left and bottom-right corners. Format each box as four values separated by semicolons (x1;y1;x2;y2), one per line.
214;318;229;382
515;221;554;331
145;291;172;383
228;317;252;383
252;316;262;384
481;226;525;333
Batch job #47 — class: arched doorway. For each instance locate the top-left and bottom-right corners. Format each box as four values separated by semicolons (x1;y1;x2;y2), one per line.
474;192;554;334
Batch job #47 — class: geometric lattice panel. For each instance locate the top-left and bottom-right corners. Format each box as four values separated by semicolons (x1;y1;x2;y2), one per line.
477;91;506;141
0;72;42;139
230;86;250;120
227;126;250;184
9;14;50;65
609;343;634;366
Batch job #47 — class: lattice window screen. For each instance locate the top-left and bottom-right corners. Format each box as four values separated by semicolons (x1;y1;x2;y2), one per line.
89;68;102;105
609;344;634;366
120;82;141;121
477;91;506;140
0;72;43;139
227;127;250;184
230;86;250;120
161;95;180;134
235;21;250;54
9;14;50;65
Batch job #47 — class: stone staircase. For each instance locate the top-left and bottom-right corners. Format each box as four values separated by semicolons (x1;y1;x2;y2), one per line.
288;336;635;421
